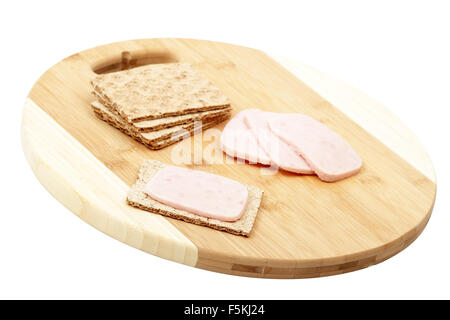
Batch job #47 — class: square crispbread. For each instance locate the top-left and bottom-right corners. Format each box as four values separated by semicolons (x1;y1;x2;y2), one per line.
127;160;264;236
92;101;230;149
91;62;231;123
93;108;227;150
91;91;231;132
131;107;231;132
91;101;229;142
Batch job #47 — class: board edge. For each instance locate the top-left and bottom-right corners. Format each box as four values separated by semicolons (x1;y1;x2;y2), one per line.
21;98;198;267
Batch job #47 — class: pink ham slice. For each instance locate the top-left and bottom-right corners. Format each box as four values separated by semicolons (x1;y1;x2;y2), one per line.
243;109;314;174
220;110;272;165
268;114;362;182
144;165;248;222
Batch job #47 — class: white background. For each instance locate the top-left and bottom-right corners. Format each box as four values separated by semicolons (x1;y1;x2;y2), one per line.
1;0;449;299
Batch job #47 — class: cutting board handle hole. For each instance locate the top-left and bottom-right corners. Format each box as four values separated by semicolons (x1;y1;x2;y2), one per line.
92;50;178;74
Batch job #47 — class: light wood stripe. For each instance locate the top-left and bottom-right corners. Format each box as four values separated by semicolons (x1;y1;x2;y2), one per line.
21;98;198;266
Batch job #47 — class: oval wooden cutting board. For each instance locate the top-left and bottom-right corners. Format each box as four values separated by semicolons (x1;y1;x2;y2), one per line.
21;38;436;278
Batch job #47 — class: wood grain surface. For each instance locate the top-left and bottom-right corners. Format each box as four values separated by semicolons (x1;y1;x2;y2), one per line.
22;38;436;278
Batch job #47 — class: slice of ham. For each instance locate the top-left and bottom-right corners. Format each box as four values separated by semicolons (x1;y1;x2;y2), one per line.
243;109;314;174
268;114;362;182
220;110;272;165
144;165;248;222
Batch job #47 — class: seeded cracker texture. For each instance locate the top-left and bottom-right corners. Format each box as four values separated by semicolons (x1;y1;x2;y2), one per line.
91;62;231;122
91;91;231;132
92;101;230;149
127;160;264;236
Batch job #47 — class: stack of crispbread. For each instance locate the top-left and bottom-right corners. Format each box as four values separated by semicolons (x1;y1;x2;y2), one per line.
90;62;232;149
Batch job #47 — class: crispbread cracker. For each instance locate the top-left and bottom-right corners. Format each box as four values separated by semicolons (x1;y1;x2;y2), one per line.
92;102;230;149
149;119;227;149
91;62;231;122
91;91;231;132
132;107;231;132
92;101;228;142
127;160;264;236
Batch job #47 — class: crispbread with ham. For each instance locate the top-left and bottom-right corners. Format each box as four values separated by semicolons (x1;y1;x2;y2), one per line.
127;160;264;236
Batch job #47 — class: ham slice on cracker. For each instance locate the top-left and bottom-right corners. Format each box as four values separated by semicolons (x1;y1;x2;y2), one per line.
127;160;264;236
143;165;249;222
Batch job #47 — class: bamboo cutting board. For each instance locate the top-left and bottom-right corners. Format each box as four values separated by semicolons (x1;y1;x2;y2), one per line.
21;38;436;278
